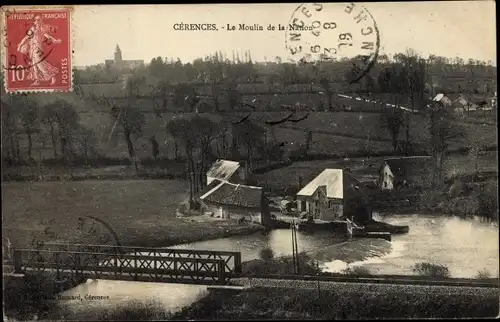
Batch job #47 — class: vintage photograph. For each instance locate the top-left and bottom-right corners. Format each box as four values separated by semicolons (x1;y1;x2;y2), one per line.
1;2;498;320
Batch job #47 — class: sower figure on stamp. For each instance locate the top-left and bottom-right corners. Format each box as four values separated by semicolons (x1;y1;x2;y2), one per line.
17;15;62;86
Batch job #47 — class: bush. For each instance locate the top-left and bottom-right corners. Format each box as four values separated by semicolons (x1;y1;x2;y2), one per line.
475;269;492;279
412;262;450;278
259;247;274;262
476;181;498;220
341;266;372;277
242;252;317;276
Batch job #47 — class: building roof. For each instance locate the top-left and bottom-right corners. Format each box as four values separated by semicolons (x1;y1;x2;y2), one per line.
384;156;432;179
197;178;224;199
433;93;445;102
206;159;241;181
200;181;263;208
297;169;343;199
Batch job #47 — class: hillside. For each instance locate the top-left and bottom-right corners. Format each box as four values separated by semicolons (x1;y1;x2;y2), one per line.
8;104;496;161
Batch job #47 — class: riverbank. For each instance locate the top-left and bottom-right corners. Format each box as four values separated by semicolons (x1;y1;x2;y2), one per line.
171;285;499;319
370;175;499;222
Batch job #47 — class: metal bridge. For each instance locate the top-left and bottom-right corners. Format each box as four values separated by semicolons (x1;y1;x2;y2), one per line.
12;243;242;286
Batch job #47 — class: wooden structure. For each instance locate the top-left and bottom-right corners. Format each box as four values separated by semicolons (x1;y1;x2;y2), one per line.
12;243;242;286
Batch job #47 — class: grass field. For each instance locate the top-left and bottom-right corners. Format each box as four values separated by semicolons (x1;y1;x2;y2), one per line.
172;286;499;319
2;179;264;249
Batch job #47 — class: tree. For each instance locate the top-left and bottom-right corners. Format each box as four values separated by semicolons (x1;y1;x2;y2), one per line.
1;100;21;163
399;49;427;152
41;104;60;159
19;97;41;161
468;132;487;177
110;106;145;172
150;135;159;160
165;120;182;160
427;105;466;186
233;120;266;171
381;50;427;154
380;105;404;152
111;74;147;171
165;117;199;207
74;125;98;159
43;100;80;160
191;116;222;190
319;76;333;111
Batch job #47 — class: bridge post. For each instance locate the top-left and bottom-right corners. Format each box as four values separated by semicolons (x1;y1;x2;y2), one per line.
75;252;81;274
13;250;22;274
234;252;242;275
114;249;118;278
134;249;138;281
217;260;225;285
153;251;157;278
55;252;60;280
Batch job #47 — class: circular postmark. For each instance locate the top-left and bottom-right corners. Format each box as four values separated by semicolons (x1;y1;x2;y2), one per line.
285;3;380;84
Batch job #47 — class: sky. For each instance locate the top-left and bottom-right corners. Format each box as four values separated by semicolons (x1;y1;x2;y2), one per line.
64;2;496;66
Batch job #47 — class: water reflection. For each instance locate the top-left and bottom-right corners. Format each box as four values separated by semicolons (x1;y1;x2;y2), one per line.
55;279;208;319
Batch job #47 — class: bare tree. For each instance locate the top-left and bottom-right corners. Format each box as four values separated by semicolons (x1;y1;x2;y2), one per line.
428;105;466;186
468;132;487;179
19;97;40;161
41;104;59;159
1;100;21;163
109;74;147;172
233;120;266;171
380;105;404;152
110;106;145;172
43;100;79;161
166;118;198;207
191;116;222;190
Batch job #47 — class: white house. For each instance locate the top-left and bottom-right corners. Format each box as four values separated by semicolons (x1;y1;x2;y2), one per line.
379;161;395;190
206;159;248;185
296;169;371;223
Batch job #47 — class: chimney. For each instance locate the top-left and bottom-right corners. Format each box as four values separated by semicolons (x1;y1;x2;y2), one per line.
298;175;303;190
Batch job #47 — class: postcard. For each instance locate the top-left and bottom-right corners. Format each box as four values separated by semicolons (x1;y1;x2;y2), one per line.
1;2;498;321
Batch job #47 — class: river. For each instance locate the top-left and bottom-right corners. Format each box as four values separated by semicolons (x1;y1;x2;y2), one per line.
54;213;499;318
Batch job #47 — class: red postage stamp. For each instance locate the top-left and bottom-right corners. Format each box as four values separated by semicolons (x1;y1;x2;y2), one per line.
2;7;72;93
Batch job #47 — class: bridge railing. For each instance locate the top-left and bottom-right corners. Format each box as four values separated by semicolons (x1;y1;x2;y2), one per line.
33;243;242;275
13;248;229;284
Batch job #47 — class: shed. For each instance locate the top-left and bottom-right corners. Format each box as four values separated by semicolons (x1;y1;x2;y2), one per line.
199;180;271;226
206;159;247;185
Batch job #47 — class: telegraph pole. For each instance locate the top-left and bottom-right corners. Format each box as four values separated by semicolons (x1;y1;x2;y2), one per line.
291;220;300;275
316;260;321;299
294;222;300;275
291;220;296;273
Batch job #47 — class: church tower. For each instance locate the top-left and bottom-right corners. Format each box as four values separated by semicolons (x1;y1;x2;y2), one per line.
114;44;123;63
